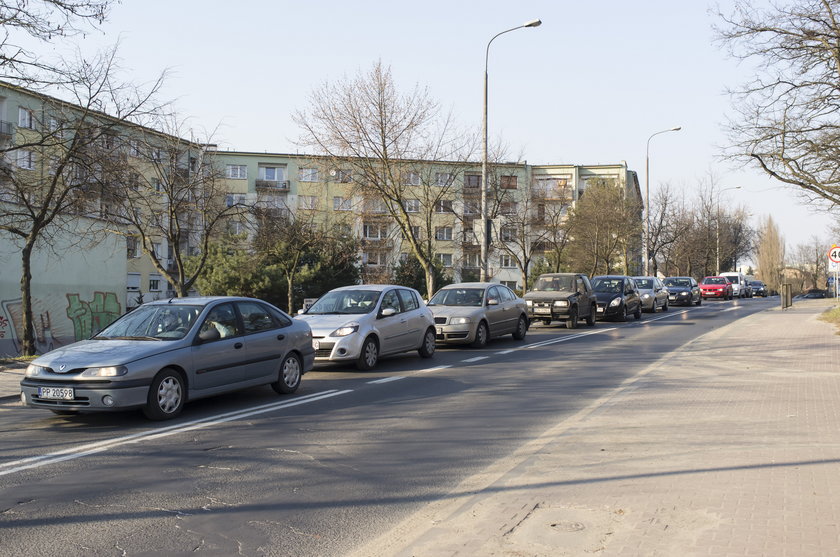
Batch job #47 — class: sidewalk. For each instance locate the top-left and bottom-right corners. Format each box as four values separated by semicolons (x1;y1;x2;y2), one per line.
350;299;840;556
0;359;25;402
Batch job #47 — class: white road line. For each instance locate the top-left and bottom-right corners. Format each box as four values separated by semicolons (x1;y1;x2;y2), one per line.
495;349;515;355
417;365;453;373
0;389;353;477
462;356;489;363
367;376;406;384
638;309;690;323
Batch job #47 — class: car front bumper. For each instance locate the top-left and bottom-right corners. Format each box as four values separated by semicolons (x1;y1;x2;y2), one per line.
434;323;475;344
311;333;366;362
701;289;727;298
20;378;150;412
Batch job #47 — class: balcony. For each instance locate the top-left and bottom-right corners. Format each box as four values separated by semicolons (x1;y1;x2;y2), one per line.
255;179;290;191
361;238;394;249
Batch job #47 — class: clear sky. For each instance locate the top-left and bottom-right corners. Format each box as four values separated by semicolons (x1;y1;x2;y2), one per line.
36;0;834;253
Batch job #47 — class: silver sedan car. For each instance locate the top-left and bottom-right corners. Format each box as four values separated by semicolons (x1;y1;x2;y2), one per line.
296;284;436;370
632;276;670;313
20;297;314;420
428;282;529;347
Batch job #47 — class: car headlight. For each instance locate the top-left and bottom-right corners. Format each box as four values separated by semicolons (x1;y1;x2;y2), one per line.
331;322;360;337
642;293;651;300
525;300;533;306
679;291;689;296
81;365;128;377
609;298;622;307
553;300;569;307
450;317;471;325
25;364;47;377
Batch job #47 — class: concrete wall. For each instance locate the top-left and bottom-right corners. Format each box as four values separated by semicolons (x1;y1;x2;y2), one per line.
0;220;126;356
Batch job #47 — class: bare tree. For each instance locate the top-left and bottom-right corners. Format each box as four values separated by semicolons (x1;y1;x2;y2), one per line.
755;215;786;293
647;184;694;276
716;1;840;207
294;61;474;297
0;49;163;355
102;115;249;297
790;236;828;292
565;178;642;276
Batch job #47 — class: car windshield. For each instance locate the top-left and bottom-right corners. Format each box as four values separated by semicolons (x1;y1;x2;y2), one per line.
634;279;653;289
307;290;381;315
96;305;202;340
533;276;574;291
751;281;764;286
703;277;728;285
592;278;623;293
664;278;691;288
429;288;484;307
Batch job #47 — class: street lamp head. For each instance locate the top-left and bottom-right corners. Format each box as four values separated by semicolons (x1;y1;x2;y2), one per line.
524;19;542;28
671;126;682;131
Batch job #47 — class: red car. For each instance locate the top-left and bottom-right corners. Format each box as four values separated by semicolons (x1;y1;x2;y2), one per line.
700;276;734;300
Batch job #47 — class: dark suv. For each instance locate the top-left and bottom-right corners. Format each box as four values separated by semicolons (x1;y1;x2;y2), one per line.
523;273;597;329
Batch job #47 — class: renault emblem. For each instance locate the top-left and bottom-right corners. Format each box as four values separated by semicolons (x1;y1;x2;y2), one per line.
58;364;67;372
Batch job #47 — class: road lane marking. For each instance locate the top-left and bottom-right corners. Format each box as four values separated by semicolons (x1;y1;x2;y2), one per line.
368;376;406;384
0;389;353;476
417;365;453;373
462;356;489;363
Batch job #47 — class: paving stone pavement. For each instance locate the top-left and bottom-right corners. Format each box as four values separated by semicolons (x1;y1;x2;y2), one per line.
348;300;840;556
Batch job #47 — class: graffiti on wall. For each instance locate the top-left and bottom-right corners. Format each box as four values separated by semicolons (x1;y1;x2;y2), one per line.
0;292;122;356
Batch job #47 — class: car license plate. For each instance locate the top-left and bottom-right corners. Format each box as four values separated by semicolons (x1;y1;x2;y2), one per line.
312;339;320;350
38;386;74;400
597;307;604;313
668;295;676;300
437;327;443;334
534;307;551;314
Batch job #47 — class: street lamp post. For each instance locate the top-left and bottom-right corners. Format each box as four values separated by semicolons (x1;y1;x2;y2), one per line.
715;186;741;275
643;126;681;276
480;18;542;282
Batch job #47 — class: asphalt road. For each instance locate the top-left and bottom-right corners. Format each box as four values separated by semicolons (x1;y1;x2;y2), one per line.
0;297;773;556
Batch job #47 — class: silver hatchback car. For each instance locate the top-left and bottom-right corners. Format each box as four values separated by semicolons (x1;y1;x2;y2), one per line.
296;284;436;370
20;297;314;420
428;282;528;347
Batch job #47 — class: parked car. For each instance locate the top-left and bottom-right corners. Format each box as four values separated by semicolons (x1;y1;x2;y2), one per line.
523;272;598;328
632;276;670;313
20;296;313;420
427;282;528;347
750;280;768;297
663;276;702;306
591;275;643;321
801;289;828;299
297;284;435;370
700;276;734;300
720;272;750;298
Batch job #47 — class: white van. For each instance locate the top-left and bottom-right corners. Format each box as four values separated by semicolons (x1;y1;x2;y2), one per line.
720;272;750;298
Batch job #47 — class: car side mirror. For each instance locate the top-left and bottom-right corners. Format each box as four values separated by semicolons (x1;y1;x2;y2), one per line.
487;298;499;306
197;327;220;344
297;309;304;315
380;307;397;318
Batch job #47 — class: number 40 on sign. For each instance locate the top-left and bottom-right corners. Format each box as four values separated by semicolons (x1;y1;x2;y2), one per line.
829;245;840;264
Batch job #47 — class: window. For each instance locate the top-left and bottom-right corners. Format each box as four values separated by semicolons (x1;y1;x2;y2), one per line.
226;165;247;179
499;201;518;215
238;302;278;334
500;254;515;268
364;198;388;213
381;290;401;312
363;251;388;266
18;107;34;129
126;237;139;259
435;199;453;213
127;273;141;291
259;166;286;181
435;253;453;267
363;222;388;239
397;289;420;311
149;274;162;292
434;226;453;241
435;172;453;187
152;149;163;163
502;281;518;292
500;227;516;242
463;201;479;216
299;168;319;182
403;171;420;185
333;196;352;211
462;227;475;243
152;242;162;259
465;174;481;188
464;252;480;268
129;140;141;158
228;221;244;235
226;193;246;208
199;303;241;340
299;195;318;210
403;199;420;213
500;175;518;189
410;225;422;240
16;150;34;170
332;169;352;183
152;178;163;193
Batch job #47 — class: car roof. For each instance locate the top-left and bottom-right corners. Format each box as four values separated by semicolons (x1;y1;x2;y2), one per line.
440;282;496;289
327;284;416;293
143;296;261;307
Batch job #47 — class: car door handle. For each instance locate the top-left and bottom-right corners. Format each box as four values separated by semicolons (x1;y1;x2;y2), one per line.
276;334;285;341
234;342;243;349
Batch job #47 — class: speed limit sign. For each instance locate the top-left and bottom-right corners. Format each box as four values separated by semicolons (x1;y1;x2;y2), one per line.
829;245;840;263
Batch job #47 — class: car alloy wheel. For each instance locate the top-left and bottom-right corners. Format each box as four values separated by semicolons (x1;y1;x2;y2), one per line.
513;315;527;340
418;328;436;358
356;336;379;370
143;368;185;420
471;321;488;348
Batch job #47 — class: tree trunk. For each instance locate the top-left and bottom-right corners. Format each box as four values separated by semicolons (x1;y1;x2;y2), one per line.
287;274;295;315
20;242;35;356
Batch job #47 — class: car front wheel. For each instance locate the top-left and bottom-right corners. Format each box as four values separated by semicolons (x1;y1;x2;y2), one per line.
143;368;185;421
471;321;489;348
566;309;578;329
356;336;379;370
586;305;596;326
512;315;528;340
634;304;642;320
418;328;436;358
272;353;302;394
